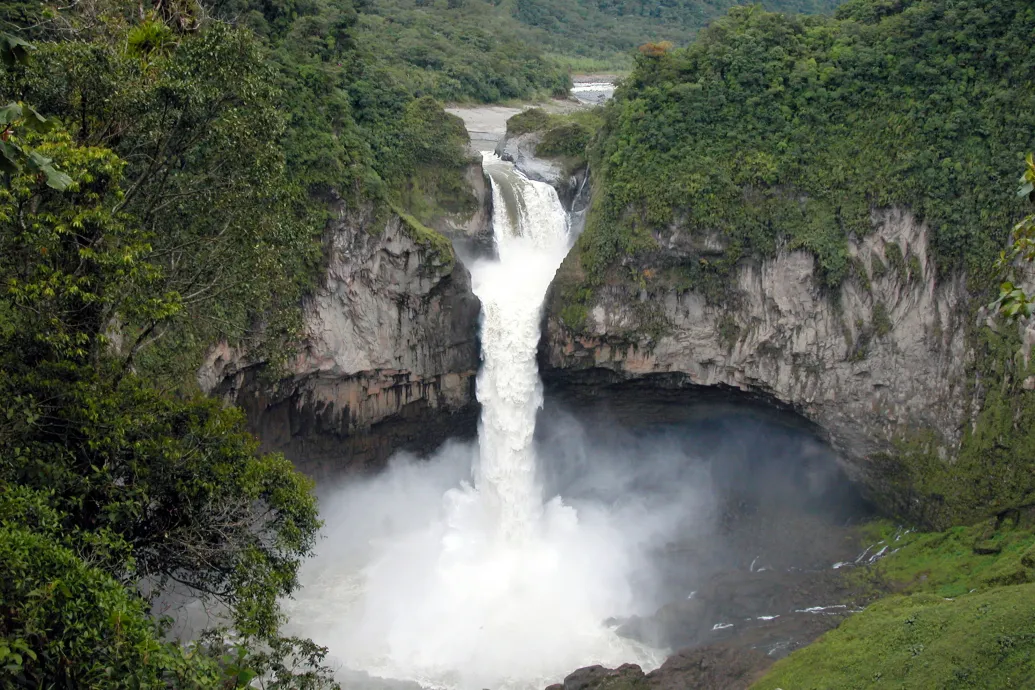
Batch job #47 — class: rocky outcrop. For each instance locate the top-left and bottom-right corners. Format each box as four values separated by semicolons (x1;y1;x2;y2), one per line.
546;646;773;690
202;197;481;478
496;130;589;211
429;160;495;260
543;208;973;499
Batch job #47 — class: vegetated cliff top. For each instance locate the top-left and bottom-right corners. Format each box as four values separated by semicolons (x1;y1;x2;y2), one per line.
538;0;1035;536
566;0;1035;297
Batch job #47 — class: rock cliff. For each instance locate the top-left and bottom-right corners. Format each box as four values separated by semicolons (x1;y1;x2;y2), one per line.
496;130;590;212
543;207;974;503
202;193;483;479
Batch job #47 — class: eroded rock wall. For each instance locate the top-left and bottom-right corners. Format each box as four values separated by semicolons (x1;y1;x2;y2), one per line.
543;208;973;494
203;196;481;478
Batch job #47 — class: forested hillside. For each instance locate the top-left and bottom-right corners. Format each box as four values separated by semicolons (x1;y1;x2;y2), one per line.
504;0;845;66
553;0;1035;525
336;0;850;73
569;0;1035;293
0;0;494;684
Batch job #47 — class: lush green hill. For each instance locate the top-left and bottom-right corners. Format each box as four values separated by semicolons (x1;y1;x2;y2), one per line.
504;0;846;67
566;0;1035;294
753;517;1035;688
548;0;1035;528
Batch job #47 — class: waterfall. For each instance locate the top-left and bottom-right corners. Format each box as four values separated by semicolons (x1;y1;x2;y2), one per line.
472;153;571;539
285;154;659;690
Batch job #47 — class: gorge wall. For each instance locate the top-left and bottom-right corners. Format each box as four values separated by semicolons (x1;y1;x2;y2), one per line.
201;188;485;479
486;110;1034;525
542;207;973;503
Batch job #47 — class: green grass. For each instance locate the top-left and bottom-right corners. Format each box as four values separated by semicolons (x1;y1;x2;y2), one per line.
854;518;1035;599
752;584;1035;689
751;517;1035;688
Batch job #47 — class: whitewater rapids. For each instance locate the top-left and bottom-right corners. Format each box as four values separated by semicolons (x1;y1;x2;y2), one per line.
284;153;662;690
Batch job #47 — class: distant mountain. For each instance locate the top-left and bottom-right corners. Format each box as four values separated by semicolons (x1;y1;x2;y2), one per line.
363;0;848;73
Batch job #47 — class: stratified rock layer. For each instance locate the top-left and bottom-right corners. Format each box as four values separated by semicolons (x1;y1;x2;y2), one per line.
203;197;481;478
544;208;972;496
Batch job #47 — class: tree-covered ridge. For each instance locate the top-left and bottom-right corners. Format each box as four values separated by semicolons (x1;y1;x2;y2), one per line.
0;113;333;690
567;0;1035;299
352;0;571;102
506;0;845;65
2;0;494;384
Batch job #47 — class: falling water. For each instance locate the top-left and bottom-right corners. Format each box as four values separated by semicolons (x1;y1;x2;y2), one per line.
285;154;659;690
471;153;571;538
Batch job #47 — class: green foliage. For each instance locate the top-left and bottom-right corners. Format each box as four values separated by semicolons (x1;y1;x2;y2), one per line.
209;0;480;270
558;301;590;332
538;120;596;159
509;0;845;65
0;488;214;688
563;0;1035;314
0;34;71;191
884;241;908;283
908;253;923;282
507;107;554;136
752;584;1035;689
397;209;456;268
994;154;1035;320
0;489;336;688
352;0;570;103
849;254;871;291
505;107;605;171
754;517;1035;689
0;117;322;634
0;24;334;689
6;13;323;385
872;300;892;337
716;313;742;350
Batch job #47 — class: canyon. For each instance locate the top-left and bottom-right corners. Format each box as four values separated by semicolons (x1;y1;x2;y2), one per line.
212;99;1029;526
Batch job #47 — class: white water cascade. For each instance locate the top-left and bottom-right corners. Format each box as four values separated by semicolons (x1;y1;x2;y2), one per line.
471;153;571;539
285;154;660;690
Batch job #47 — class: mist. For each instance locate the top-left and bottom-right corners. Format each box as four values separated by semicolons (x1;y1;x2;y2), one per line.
282;154;868;689
283;401;866;689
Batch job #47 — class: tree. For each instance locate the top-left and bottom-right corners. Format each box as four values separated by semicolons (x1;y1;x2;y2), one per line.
994;154;1035;320
0;33;71;190
0;29;335;689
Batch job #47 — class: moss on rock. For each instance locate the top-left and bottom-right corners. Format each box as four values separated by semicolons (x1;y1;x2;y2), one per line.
396;209;456;270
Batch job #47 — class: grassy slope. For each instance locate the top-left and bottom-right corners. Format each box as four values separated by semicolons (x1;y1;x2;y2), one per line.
753;518;1035;688
755;586;1035;689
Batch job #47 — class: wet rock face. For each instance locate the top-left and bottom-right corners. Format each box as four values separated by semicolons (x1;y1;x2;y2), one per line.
496;130;589;211
543;207;972;498
548;646;773;690
202;197;482;478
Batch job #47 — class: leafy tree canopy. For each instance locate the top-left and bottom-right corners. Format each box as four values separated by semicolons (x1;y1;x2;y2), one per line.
564;0;1035;306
